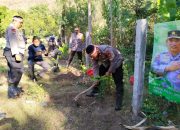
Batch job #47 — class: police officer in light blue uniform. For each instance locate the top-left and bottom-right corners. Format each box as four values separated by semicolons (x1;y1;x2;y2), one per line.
3;16;25;98
152;30;180;92
67;27;84;67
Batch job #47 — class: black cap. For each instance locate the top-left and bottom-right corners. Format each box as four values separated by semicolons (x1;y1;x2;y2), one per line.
168;30;180;39
32;36;40;41
13;15;23;19
86;45;95;54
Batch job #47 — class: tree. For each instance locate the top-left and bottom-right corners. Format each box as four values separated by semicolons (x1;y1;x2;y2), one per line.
157;0;178;22
17;5;59;36
85;0;92;67
0;6;15;37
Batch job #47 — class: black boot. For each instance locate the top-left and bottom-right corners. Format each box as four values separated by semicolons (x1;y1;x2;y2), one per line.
16;87;24;94
8;86;19;99
86;87;99;97
115;94;123;111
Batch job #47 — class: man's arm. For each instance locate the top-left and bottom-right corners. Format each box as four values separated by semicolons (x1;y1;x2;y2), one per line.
92;60;99;78
104;48;118;74
8;27;19;55
164;62;180;72
28;45;34;61
92;60;100;85
152;55;168;74
41;44;48;56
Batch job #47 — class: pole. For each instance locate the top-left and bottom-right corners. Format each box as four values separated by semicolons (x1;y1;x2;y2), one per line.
132;19;147;116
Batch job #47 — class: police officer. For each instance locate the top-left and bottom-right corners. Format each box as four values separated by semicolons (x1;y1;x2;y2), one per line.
47;35;61;67
28;36;50;81
47;35;57;53
3;16;25;98
152;30;180;92
67;27;84;67
86;44;124;111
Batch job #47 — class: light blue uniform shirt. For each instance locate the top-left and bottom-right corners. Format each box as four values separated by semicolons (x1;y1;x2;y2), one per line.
152;52;180;92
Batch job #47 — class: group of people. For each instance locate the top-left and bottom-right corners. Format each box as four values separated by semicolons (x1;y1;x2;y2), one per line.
3;15;128;111
4;15;180;112
3;16;59;98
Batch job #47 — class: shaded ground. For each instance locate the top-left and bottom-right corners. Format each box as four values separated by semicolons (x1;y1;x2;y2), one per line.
0;50;142;130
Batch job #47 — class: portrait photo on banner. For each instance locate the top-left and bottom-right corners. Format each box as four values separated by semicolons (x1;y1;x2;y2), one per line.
149;20;180;103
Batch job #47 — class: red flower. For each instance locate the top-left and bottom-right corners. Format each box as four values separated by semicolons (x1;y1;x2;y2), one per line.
129;75;134;86
86;68;94;77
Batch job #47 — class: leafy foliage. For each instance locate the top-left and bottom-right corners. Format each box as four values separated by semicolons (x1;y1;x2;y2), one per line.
143;95;179;125
58;43;69;59
62;2;88;35
157;0;177;22
0;65;7;73
0;4;59;37
19;5;59;36
0;6;16;37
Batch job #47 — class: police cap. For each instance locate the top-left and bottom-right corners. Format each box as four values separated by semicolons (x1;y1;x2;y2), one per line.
168;30;180;39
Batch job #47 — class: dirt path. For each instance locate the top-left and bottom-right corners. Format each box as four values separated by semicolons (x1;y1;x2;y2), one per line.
0;53;136;130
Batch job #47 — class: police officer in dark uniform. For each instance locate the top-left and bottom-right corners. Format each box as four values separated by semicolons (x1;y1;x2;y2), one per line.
3;16;25;98
86;44;124;111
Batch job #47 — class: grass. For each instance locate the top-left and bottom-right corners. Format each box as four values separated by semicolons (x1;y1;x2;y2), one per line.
0;51;67;130
0;65;7;73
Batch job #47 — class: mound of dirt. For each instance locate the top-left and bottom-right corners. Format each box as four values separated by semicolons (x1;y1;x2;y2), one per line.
52;72;82;81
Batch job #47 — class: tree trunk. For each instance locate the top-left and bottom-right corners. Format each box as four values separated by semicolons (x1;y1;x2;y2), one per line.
110;0;113;47
86;0;92;67
61;4;66;43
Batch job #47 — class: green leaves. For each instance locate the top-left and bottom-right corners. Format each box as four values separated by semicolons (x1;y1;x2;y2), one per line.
63;2;88;34
0;6;15;37
0;4;60;37
58;43;68;59
21;5;59;36
157;0;178;22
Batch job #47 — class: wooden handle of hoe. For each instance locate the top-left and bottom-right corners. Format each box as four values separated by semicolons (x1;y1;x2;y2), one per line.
73;84;96;102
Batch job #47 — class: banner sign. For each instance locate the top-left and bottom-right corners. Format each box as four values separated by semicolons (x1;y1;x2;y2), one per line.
149;20;180;103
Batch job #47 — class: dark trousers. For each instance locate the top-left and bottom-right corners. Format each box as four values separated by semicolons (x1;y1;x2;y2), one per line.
67;51;82;66
3;48;24;87
98;64;124;107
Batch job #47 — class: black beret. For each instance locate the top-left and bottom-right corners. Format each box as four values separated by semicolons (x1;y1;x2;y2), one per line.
86;45;95;54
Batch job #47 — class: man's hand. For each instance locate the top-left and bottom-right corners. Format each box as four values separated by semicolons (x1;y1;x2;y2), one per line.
35;51;42;56
44;51;48;56
15;54;22;62
165;62;180;72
